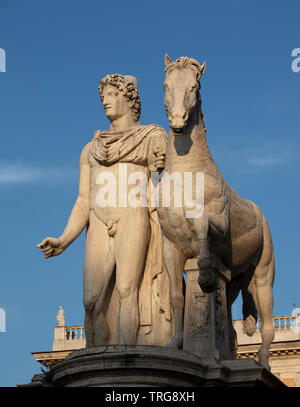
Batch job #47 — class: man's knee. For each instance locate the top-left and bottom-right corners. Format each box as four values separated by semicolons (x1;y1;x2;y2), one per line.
83;295;97;313
118;283;137;301
171;293;184;309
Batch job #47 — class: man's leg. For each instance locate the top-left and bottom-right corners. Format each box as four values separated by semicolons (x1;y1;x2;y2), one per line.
114;213;150;345
83;213;115;346
162;235;185;348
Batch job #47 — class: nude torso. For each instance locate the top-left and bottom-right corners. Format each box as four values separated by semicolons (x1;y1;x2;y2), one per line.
88;145;150;231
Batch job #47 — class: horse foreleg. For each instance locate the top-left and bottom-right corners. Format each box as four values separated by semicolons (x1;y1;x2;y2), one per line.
193;214;216;293
163;235;186;348
207;213;229;238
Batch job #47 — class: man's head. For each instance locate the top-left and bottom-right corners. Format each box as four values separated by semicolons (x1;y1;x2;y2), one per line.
98;74;141;122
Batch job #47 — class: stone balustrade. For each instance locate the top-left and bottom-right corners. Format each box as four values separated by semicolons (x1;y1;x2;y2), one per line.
53;324;86;351
234;313;300;345
52;312;300;351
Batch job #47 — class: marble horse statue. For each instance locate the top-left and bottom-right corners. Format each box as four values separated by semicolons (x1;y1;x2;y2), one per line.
156;54;275;370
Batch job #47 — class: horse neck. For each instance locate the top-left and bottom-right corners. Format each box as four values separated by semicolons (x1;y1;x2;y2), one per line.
165;94;212;170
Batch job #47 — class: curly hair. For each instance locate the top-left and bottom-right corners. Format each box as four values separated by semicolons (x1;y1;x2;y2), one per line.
98;74;141;121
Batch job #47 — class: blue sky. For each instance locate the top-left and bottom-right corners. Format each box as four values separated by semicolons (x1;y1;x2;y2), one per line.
0;0;299;386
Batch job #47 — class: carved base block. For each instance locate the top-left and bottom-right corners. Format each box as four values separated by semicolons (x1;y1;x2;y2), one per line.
20;346;284;387
183;257;231;360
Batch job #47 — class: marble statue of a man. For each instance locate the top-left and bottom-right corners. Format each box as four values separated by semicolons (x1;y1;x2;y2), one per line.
37;74;173;347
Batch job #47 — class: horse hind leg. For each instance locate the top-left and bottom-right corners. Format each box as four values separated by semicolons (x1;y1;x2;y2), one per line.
249;221;275;371
252;262;275;370
241;272;258;337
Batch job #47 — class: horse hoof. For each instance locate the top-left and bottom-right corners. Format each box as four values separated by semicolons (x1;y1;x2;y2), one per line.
258;349;271;371
198;281;216;293
243;314;256;336
198;269;217;293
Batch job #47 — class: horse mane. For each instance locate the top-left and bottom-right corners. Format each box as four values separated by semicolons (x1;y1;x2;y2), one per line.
164;56;203;80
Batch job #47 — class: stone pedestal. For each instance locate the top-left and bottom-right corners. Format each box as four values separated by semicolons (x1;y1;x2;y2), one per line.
21;345;284;387
183;256;231;360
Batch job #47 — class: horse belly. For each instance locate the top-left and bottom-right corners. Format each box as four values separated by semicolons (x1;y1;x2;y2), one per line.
214;198;264;270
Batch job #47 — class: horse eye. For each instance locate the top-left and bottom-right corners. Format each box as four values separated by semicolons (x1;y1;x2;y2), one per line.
163;83;169;91
190;85;197;92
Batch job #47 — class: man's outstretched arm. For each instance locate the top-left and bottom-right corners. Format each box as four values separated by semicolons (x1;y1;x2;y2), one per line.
37;143;91;259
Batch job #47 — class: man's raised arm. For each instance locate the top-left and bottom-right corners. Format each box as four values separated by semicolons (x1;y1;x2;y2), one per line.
37;143;91;259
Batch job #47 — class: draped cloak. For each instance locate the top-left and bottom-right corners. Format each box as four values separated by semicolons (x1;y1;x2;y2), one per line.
89;124;173;345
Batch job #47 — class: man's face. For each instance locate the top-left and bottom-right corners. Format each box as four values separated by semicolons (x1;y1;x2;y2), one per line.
101;85;131;121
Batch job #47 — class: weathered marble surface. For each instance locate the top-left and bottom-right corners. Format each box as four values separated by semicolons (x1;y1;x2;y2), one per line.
37;74;173;348
158;55;275;370
20;346;284;387
35;55;276;375
183;256;231;360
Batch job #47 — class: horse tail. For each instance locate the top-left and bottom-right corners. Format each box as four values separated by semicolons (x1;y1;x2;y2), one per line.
242;287;258;336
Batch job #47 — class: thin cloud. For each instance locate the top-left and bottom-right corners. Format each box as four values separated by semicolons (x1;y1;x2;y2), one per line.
0;162;40;184
248;154;286;168
246;142;295;170
0;162;77;185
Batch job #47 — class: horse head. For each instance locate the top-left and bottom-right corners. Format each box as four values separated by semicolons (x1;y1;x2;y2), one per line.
164;54;206;133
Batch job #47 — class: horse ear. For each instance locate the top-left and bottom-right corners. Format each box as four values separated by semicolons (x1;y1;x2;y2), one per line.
165;54;172;66
200;62;206;76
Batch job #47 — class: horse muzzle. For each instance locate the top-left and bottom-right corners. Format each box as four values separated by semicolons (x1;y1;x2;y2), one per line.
169;112;188;134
